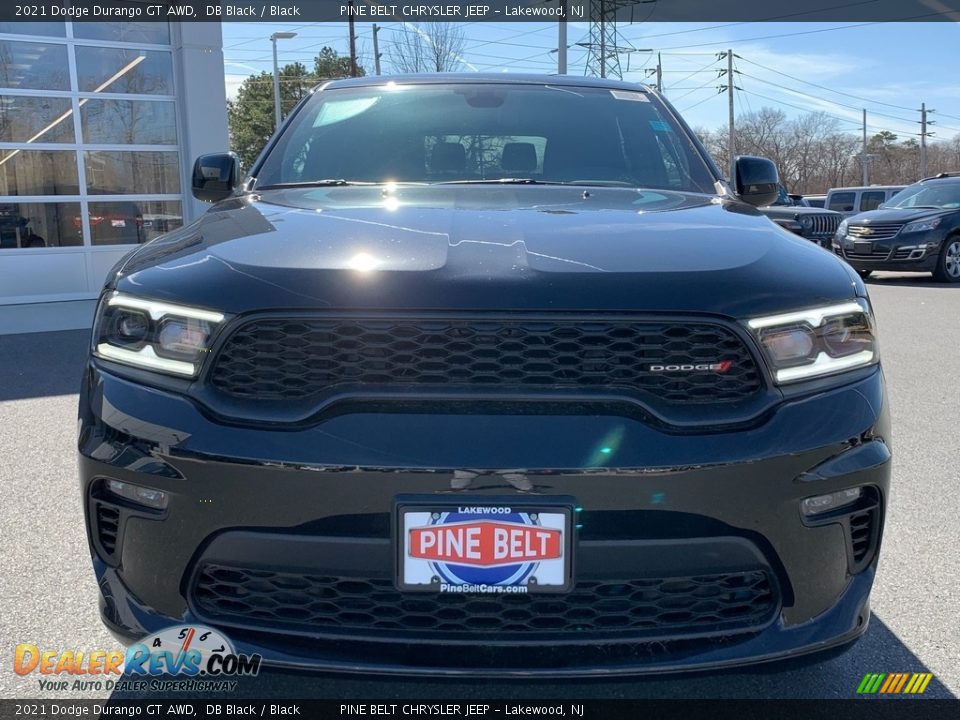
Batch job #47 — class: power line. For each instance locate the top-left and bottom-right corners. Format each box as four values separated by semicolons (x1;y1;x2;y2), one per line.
678;89;723;114
738;87;912;136
669;75;723;104
735;70;917;125
739;72;960;135
737;56;917;113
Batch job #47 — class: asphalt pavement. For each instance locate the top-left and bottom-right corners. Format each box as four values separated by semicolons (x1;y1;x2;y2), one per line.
0;272;957;700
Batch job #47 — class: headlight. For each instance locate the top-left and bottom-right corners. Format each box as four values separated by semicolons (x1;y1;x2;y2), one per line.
835;220;848;239
799;215;813;230
93;292;226;377
746;300;878;384
773;218;802;233
901;217;942;234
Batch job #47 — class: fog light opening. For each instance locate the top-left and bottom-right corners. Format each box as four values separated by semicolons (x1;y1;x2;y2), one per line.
106;479;168;510
801;487;862;516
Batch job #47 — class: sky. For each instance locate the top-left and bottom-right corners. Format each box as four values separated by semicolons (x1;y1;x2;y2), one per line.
220;21;960;141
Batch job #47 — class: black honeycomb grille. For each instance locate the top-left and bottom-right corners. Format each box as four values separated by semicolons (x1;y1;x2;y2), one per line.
209;317;763;404
191;565;777;639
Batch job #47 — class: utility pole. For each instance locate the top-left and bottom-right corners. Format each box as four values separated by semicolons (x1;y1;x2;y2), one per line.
727;49;736;160
862;109;869;185
921;102;927;178
348;1;358;77
372;23;381;75
919;102;935;178
558;2;567;74
656;52;662;94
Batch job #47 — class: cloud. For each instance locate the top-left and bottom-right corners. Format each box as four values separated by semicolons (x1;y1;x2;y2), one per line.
224;73;249;101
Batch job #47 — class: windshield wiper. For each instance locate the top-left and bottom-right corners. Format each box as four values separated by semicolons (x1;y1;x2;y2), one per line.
434;178;574;186
256;179;378;189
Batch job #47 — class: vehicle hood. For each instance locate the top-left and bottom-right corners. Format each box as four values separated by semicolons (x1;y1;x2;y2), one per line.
114;186;859;319
846;207;951;224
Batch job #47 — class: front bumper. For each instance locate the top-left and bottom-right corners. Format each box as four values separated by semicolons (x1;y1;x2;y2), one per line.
833;230;944;272
79;362;891;676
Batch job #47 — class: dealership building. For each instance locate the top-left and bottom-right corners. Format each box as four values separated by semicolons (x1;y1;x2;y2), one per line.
0;20;228;333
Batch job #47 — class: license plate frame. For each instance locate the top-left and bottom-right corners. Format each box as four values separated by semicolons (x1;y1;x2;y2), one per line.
394;495;575;594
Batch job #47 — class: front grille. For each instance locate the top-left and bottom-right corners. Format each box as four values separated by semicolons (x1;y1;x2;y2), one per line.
209;317;763;405
847;223;904;241
844;247;891;260
808;214;841;236
192;564;777;640
95;503;120;557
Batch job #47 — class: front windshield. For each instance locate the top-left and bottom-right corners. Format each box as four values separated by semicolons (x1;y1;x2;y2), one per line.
887;182;960;210
254;83;717;192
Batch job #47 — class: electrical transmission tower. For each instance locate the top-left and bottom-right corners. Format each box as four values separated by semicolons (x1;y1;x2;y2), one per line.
582;0;648;79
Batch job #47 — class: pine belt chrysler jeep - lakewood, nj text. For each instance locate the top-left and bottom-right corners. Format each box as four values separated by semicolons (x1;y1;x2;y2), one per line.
79;75;890;676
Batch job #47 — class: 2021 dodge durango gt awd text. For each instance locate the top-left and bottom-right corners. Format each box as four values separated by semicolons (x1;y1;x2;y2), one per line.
79;75;891;676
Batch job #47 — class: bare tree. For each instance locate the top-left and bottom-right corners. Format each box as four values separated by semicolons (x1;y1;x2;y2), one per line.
388;23;466;73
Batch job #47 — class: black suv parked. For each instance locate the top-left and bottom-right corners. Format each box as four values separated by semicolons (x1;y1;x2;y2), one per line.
759;185;843;247
833;173;960;282
80;75;889;676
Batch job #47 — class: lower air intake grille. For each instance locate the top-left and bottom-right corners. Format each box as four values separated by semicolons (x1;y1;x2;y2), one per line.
849;508;877;565
95;503;121;557
191;564;777;640
209;316;763;405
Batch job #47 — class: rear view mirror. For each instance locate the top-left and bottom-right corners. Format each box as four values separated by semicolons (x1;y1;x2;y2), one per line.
192;152;241;203
732;156;779;207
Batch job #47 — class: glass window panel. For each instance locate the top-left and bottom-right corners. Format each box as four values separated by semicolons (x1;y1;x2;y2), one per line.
860;191;886;212
828;192;856;212
0;22;67;37
0;40;70;90
0;150;79;195
81;99;177;145
74;21;170;45
84;151;180;195
0;95;74;143
0;202;82;249
75;47;173;95
89;200;182;246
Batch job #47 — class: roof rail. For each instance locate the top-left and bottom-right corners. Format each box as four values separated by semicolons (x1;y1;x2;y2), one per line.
921;171;960;181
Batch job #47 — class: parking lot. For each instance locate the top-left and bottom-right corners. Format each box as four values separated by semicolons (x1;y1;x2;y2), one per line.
0;273;957;700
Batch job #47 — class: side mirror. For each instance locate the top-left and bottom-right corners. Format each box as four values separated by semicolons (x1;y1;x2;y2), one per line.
192;152;241;203
732;155;779;207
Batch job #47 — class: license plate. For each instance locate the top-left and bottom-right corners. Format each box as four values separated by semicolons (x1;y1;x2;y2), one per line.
395;499;573;594
854;241;874;254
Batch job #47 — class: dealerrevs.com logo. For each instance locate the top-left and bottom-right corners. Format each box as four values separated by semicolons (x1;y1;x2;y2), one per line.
14;625;261;692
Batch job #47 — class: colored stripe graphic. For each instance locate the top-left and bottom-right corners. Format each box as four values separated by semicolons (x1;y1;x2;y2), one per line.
879;674;897;693
904;673;933;694
857;672;933;694
857;673;886;694
893;673;910;693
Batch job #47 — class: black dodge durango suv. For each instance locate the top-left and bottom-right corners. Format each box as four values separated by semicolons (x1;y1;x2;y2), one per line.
80;75;890;676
